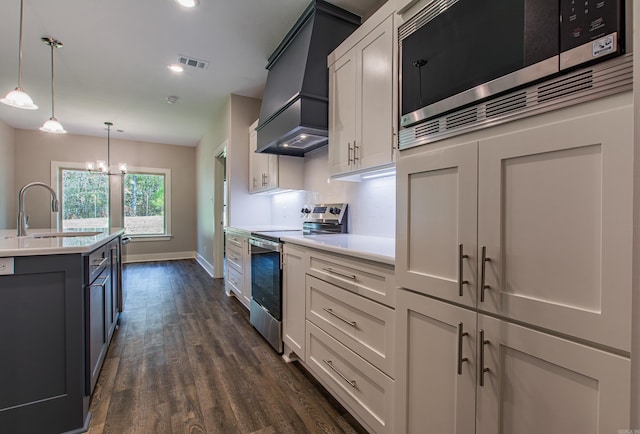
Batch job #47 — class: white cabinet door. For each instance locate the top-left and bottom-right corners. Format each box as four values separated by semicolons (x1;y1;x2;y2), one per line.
476;314;631;434
395;289;476;434
356;14;394;171
329;51;357;176
396;142;478;308
477;107;633;351
283;244;306;359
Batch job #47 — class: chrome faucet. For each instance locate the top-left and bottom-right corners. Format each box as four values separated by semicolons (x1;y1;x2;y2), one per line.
17;182;59;237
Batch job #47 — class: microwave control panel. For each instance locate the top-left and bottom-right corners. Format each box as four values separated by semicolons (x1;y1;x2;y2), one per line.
561;0;621;51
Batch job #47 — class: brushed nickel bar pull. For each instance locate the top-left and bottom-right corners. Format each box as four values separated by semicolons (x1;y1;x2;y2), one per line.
479;329;490;387
480;246;491;302
457;322;469;375
458;243;469;297
347;143;352;165
91;257;108;268
322;267;356;280
323;359;356;388
252;177;257;189
323;307;357;327
353;140;359;161
89;275;108;287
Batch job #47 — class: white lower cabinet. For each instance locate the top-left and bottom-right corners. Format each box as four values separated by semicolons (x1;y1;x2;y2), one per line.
306;321;394;434
224;229;251;309
396;288;631;434
282;242;396;433
282;244;307;360
395;289;476;434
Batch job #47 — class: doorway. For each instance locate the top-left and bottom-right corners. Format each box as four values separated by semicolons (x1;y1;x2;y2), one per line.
213;141;227;278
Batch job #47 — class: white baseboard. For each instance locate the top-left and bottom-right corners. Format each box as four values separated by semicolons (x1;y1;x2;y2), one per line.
195;253;215;277
123;251;196;264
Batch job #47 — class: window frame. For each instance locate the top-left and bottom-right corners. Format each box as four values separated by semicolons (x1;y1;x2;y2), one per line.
51;161;172;242
122;166;172;241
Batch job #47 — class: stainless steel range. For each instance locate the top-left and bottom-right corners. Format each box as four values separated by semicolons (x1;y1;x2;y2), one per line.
249;203;348;353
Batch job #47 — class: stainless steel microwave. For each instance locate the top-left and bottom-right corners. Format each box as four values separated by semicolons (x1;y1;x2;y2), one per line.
399;0;626;128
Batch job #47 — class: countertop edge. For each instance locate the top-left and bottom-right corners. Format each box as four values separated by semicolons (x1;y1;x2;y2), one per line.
281;235;395;266
0;228;125;257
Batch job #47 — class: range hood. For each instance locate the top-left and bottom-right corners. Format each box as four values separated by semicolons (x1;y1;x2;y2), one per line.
256;0;360;157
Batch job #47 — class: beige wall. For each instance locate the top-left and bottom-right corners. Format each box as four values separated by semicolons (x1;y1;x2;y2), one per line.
0;120;15;229
13;128;196;258
196;101;229;275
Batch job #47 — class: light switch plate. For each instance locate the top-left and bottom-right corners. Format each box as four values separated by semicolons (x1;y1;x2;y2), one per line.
0;257;15;275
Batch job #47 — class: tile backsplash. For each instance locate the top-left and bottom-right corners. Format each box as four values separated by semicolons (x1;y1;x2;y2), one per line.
270;147;396;238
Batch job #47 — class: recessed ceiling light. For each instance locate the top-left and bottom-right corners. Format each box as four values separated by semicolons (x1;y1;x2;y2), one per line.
166;96;179;104
168;64;184;73
176;0;198;7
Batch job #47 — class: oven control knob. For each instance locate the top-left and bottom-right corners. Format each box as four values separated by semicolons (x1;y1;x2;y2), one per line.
330;207;341;215
301;207;311;214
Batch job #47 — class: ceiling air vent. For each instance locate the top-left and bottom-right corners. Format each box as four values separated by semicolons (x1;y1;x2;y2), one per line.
177;55;209;70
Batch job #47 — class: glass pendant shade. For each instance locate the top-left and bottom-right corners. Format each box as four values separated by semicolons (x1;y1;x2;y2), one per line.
1;87;38;109
39;117;66;134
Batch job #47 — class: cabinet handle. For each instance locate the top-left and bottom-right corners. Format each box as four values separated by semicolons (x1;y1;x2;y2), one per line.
323;307;357;327
347;142;352;165
457;322;469;375
322;267;356;280
458;243;469;297
479;329;491;387
353;140;359;161
91;257;108;268
228;255;238;261
253;177;257;188
323;359;356;388
480;246;491;302
89;275;109;287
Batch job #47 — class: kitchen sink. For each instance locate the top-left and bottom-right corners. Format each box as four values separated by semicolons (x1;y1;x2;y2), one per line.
31;231;103;238
3;231;103;239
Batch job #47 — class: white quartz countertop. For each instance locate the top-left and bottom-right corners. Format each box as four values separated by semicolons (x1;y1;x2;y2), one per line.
225;225;302;235
0;228;125;257
281;234;395;265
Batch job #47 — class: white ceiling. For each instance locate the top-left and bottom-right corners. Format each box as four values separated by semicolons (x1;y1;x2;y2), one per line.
0;0;383;146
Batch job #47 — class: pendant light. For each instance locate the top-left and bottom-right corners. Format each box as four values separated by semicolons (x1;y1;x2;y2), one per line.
1;0;37;109
86;122;127;175
40;37;66;134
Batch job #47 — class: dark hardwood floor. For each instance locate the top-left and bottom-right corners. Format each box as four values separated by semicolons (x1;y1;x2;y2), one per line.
87;260;368;434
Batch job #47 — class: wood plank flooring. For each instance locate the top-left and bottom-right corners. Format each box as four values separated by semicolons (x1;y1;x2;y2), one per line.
87;260;368;434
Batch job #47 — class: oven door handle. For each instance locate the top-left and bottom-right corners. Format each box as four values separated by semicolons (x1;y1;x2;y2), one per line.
249;237;281;252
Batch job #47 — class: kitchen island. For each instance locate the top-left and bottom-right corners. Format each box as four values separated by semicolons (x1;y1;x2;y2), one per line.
0;228;124;434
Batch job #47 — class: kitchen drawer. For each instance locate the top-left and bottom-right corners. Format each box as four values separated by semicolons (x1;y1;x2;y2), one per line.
226;242;243;271
307;250;395;308
225;264;243;299
306;321;394;434
306;275;395;377
226;232;245;249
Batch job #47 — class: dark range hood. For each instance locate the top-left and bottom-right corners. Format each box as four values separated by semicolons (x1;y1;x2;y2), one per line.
256;0;360;157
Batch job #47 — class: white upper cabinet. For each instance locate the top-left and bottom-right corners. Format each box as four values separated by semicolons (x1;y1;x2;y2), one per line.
328;3;396;179
248;119;304;193
397;105;634;352
396;141;478;308
477;107;633;352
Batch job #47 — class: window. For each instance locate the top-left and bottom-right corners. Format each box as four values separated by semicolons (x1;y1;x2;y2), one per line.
51;162;171;240
123;171;169;236
59;168;110;231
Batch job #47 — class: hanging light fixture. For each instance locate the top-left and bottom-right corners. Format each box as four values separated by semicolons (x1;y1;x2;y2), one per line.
39;37;66;134
1;0;37;109
86;122;127;175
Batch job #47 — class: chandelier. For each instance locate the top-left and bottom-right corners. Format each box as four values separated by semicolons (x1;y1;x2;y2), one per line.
86;122;127;175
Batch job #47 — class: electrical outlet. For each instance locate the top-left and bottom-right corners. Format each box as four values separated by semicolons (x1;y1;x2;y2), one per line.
0;257;14;275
